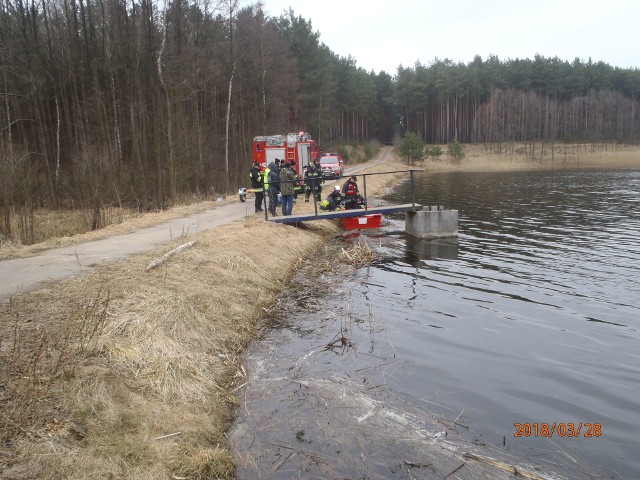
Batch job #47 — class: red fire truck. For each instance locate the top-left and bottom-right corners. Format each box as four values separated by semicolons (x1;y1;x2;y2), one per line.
238;132;320;202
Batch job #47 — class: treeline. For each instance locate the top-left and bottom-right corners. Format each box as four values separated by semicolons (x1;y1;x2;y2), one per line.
397;56;640;145
1;0;640;226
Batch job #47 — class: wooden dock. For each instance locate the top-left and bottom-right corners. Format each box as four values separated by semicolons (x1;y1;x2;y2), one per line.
270;204;422;224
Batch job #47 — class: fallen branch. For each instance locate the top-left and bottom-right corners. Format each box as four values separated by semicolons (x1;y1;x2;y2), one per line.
155;432;182;441
324;336;355;351
464;452;551;480
403;460;433;469
443;462;465;479
145;241;196;271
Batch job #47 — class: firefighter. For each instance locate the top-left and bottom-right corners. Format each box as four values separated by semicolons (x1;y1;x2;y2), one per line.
249;161;265;213
325;185;343;211
263;163;272;214
290;162;303;201
342;175;363;210
304;160;323;202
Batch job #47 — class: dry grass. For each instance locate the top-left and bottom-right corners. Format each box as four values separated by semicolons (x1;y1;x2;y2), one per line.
339;240;377;265
423;142;640;172
0;219;338;479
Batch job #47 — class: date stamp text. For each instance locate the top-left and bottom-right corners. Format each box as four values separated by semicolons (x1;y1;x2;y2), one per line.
514;422;602;438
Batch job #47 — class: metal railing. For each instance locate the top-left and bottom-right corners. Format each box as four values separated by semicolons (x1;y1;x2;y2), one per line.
259;169;424;221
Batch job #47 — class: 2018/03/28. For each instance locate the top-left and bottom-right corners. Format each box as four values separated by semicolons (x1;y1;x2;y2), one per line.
514;422;602;438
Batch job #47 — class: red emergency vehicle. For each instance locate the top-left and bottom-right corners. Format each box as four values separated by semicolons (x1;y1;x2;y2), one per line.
239;132;320;202
319;152;344;178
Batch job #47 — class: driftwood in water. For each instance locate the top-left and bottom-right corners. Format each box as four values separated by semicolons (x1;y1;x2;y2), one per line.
463;452;550;480
145;241;196;271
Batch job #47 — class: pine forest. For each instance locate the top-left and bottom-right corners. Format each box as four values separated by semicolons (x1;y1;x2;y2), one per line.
1;0;640;221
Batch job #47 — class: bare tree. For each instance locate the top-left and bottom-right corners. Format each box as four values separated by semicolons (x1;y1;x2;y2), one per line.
223;0;238;194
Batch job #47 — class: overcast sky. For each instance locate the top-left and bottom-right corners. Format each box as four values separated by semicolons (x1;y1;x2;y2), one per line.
260;0;640;75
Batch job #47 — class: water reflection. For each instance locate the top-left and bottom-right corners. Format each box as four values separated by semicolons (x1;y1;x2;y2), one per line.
404;235;459;263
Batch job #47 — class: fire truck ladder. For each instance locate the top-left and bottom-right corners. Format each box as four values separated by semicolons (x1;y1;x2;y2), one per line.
286;147;296;163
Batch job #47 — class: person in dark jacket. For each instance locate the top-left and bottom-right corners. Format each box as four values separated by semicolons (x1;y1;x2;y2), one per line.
289;161;303;201
267;159;281;215
304;160;323;202
341;175;361;210
249;161;265;213
279;162;296;216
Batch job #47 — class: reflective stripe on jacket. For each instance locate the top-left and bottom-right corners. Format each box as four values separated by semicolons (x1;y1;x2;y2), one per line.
263;168;270;191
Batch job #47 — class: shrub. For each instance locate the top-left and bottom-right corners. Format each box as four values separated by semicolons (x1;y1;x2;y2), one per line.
398;132;425;165
425;145;443;160
447;141;465;162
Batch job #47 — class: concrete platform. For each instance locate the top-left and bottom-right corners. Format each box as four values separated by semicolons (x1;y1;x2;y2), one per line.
406;208;459;238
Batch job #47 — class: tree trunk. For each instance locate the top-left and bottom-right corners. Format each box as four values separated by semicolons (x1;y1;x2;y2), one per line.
225;63;235;194
130;104;149;210
157;4;176;200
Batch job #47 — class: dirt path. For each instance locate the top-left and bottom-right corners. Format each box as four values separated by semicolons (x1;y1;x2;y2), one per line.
0;201;253;300
0;150;392;301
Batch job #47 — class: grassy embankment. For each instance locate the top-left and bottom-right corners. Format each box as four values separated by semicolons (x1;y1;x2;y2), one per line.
0;152;408;479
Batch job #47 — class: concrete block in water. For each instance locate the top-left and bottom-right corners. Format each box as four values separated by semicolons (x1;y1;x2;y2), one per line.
405;207;458;238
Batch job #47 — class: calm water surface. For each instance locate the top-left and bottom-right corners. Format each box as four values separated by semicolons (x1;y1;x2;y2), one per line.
230;168;640;479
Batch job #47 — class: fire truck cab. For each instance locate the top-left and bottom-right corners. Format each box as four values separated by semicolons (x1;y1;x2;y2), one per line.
239;132;320;202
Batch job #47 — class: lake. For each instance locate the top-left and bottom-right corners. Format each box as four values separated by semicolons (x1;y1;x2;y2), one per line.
230;167;640;479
